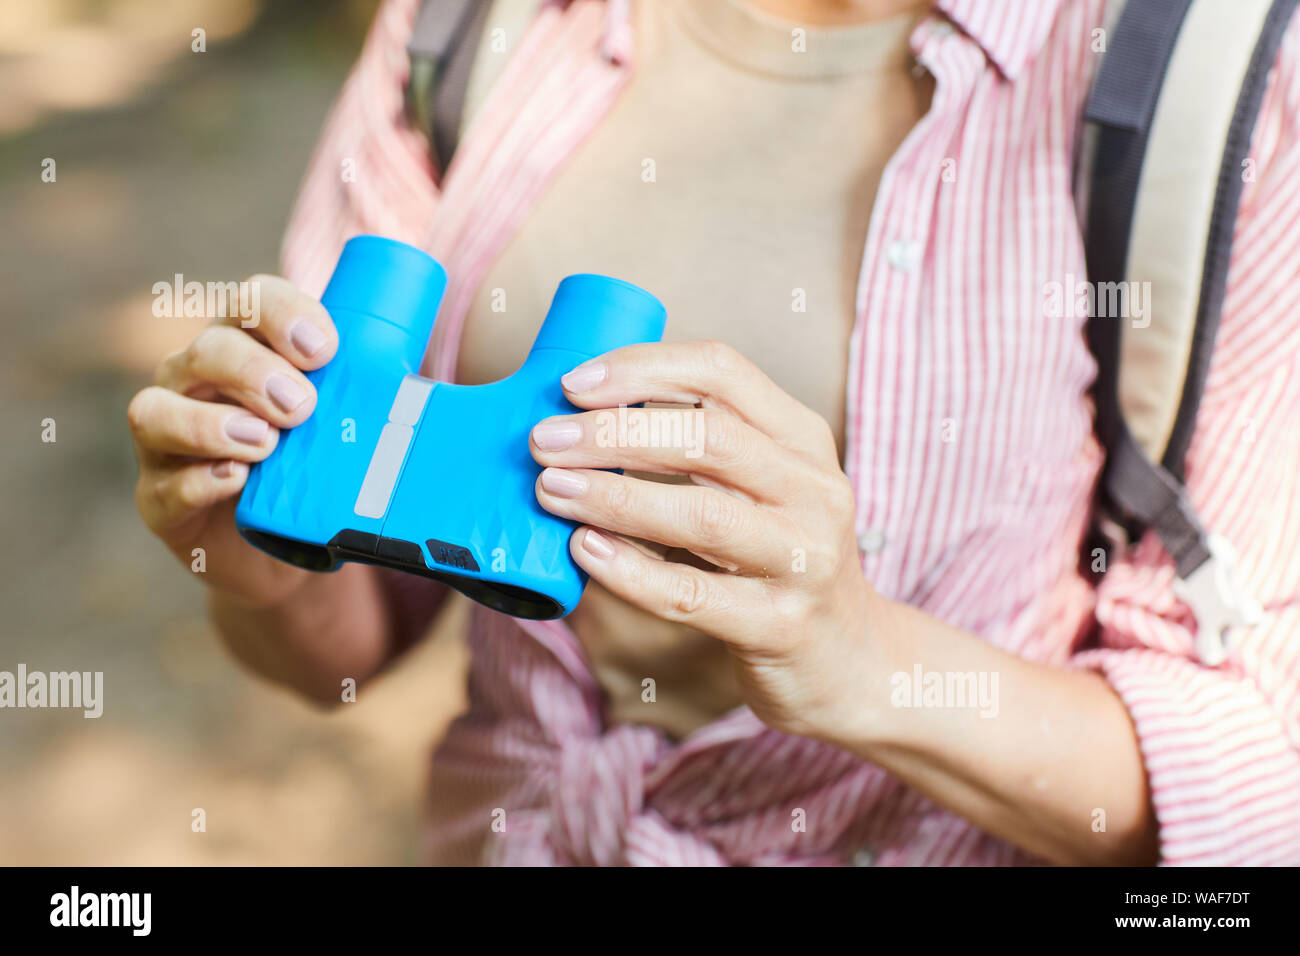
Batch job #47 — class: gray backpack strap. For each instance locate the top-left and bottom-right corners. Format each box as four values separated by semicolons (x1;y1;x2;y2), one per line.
1082;0;1297;663
1082;0;1200;574
405;0;492;171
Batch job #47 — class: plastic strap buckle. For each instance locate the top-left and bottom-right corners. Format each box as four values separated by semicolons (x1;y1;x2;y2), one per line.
1171;534;1262;666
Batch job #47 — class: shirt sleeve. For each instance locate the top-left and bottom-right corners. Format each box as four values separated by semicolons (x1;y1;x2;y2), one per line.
1071;13;1300;866
279;0;440;297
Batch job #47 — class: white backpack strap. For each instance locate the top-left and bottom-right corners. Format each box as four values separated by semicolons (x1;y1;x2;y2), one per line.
1082;0;1297;664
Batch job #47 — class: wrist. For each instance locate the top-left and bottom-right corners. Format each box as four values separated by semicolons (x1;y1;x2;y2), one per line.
208;559;316;614
801;584;912;754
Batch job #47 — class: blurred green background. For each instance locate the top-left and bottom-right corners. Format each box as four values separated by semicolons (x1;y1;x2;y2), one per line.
0;0;469;865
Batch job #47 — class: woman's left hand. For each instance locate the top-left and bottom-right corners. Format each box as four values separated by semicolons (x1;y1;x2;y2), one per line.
530;340;891;740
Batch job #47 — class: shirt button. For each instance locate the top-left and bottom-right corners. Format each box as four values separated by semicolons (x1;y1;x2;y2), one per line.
887;239;922;272
858;528;887;554
931;20;956;40
851;848;877;866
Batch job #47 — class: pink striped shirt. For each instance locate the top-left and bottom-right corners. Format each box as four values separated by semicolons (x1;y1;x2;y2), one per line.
281;0;1300;865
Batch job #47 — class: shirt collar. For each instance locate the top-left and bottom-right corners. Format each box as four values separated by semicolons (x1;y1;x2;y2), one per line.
934;0;1066;79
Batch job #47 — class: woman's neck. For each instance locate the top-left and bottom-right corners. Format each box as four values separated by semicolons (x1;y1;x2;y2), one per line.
744;0;932;27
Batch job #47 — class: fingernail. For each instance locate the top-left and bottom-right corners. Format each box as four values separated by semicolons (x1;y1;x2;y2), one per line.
561;361;606;394
225;413;269;445
582;529;615;559
532;420;582;451
212;460;236;479
541;467;588;498
266;373;306;413
289;318;328;358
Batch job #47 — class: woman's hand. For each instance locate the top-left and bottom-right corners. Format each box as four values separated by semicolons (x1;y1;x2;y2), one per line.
127;274;338;608
530;339;890;740
530;340;1160;864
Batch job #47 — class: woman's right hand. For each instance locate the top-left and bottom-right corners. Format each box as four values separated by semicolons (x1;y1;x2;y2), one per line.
128;274;339;608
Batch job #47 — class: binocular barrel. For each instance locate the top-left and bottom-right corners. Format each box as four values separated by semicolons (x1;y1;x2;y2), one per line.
532;273;667;360
321;235;448;374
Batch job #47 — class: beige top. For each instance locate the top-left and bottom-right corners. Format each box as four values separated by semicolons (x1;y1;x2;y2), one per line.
457;0;930;449
455;0;933;739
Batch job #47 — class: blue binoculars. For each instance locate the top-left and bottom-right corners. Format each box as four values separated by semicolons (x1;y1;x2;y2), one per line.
235;235;666;619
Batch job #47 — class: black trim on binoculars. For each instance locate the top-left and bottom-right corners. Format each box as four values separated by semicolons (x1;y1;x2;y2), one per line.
239;528;564;620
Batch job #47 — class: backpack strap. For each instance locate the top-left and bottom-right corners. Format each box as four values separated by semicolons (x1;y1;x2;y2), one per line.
406;0;493;172
1082;0;1297;663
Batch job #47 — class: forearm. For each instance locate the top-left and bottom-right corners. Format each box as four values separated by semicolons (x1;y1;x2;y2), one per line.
823;595;1158;866
208;563;398;704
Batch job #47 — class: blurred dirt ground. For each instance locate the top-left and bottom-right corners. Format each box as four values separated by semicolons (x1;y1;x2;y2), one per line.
0;0;470;864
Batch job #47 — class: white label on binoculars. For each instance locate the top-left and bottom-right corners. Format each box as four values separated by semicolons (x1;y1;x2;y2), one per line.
388;376;433;426
354;376;433;519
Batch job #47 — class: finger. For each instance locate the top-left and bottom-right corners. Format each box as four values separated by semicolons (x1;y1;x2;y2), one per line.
530;406;803;504
568;525;759;644
127;386;279;461
135;457;249;533
155;325;317;427
558;340;838;465
214;274;337;370
536;468;791;575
